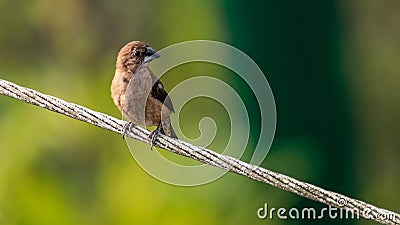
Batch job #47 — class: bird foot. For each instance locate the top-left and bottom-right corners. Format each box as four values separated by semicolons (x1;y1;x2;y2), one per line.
148;125;162;150
122;122;133;140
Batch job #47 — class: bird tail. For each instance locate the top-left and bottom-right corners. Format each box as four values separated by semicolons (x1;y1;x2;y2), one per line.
161;117;178;139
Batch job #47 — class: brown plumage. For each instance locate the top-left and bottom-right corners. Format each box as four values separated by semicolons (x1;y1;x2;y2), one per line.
111;41;177;144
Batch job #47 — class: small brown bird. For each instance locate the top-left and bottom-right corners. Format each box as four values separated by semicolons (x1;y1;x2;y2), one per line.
111;41;177;148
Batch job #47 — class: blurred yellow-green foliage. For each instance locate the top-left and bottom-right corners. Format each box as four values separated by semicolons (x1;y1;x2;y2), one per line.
1;0;399;225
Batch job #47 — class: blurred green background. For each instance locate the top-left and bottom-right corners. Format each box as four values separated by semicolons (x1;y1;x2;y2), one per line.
0;0;399;224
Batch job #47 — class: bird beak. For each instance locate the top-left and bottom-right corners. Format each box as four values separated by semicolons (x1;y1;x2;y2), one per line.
144;46;160;63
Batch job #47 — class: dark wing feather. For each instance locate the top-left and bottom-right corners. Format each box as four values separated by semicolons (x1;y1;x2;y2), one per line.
151;80;175;113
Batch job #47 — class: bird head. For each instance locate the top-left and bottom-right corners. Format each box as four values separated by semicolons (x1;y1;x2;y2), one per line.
116;41;160;73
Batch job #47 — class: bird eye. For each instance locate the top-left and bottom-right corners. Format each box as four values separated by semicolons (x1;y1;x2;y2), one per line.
134;50;141;57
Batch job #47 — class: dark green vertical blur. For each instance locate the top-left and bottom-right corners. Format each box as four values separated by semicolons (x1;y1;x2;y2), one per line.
222;1;355;224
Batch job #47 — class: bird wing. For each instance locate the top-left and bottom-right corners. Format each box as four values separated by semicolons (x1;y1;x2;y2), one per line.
151;79;175;113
